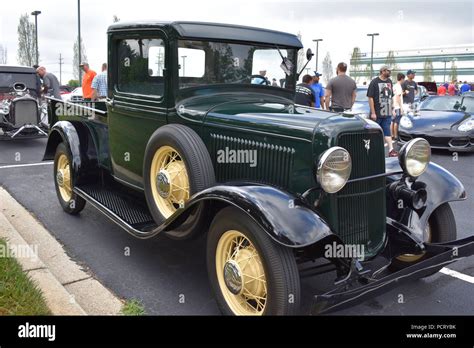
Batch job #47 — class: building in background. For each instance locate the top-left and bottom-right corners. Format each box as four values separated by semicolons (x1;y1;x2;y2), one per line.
350;44;474;84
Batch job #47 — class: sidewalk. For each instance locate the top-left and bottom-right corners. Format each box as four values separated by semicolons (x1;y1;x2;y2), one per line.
0;187;123;315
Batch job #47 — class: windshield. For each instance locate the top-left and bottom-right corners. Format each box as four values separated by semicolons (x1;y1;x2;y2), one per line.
175;40;298;91
420;96;462;111
355;88;368;102
420;96;474;113
0;72;37;90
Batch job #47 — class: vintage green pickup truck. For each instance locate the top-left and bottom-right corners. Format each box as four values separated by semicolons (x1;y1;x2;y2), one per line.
44;21;474;315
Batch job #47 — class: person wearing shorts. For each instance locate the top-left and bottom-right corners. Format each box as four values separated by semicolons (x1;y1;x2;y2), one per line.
392;73;405;141
367;65;398;157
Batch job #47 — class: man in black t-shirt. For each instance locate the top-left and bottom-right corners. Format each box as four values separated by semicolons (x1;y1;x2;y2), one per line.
367;65;397;157
295;75;315;107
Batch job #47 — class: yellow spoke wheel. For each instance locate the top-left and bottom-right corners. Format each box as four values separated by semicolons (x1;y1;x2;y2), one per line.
56;153;72;202
216;230;267;315
396;224;432;263
150;145;190;219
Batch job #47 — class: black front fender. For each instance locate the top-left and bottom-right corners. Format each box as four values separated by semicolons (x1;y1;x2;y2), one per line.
385;157;466;227
185;185;334;248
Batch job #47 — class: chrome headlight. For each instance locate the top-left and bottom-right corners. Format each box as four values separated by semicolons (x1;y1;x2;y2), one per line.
399;138;431;177
316;147;352;193
400;116;413;129
458;117;474;132
0;100;10;115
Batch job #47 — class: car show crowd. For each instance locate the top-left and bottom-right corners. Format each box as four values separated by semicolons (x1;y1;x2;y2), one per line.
295;63;474;156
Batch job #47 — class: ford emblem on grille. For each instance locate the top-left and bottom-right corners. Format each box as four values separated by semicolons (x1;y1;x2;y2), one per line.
363;139;371;154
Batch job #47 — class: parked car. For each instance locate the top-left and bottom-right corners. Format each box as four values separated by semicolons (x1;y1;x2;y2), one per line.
43;21;474;316
62;87;83;102
60;85;73;95
398;95;474;151
0;65;48;139
418;81;438;95
351;85;429;118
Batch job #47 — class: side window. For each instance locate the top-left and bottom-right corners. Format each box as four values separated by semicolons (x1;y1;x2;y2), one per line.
117;38;165;97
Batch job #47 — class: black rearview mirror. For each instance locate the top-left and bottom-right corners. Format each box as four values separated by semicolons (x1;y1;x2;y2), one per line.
306;48;314;61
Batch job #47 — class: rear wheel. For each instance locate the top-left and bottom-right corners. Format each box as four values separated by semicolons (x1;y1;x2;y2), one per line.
390;203;457;275
53;143;86;215
207;207;300;315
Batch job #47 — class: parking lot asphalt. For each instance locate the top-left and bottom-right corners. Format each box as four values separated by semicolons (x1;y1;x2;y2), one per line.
0;138;473;315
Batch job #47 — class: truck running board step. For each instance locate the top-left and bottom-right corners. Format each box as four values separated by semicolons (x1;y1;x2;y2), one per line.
74;184;158;238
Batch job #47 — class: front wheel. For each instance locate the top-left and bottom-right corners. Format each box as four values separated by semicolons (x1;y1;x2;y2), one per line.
53;143;86;215
390;203;457;275
207;207;300;315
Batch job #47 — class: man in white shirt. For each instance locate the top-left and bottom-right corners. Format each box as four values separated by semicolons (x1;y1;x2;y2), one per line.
392;73;405;141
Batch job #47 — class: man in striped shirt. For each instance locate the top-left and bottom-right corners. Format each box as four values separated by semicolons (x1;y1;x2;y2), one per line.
92;63;108;100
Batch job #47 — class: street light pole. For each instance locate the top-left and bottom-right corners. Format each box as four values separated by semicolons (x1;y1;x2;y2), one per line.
367;33;379;79
77;0;82;83
31;11;41;66
312;39;323;72
181;55;187;76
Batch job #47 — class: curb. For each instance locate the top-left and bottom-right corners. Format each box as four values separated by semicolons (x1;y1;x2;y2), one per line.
0;187;123;315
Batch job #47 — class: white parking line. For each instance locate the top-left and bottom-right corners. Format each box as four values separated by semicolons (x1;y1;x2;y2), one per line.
0;162;53;170
440;267;474;284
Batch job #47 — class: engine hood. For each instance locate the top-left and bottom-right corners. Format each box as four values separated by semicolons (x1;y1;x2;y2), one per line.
177;92;373;143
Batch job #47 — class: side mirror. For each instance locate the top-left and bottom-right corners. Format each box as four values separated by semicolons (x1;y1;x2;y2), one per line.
306;48;314;61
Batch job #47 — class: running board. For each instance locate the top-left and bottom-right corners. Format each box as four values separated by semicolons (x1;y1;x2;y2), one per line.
74;185;159;239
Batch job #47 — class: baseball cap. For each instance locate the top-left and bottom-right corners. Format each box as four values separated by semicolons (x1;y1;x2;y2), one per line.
313;72;322;77
79;62;89;67
379;65;391;72
407;69;416;75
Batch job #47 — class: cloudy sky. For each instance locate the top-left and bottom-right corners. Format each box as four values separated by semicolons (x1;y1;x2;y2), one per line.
1;0;472;83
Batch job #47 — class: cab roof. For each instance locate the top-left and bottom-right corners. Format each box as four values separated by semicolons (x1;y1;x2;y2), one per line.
107;21;303;48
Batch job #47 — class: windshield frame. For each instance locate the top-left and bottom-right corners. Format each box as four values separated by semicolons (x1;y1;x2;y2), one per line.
175;38;299;95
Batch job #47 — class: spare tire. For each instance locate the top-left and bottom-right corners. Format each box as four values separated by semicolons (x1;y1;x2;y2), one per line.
143;124;215;235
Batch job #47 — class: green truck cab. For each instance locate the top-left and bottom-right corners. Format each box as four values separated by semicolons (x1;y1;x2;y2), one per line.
44;21;474;315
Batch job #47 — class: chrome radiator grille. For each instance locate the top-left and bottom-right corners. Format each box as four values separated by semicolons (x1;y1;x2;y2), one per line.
13;100;38;126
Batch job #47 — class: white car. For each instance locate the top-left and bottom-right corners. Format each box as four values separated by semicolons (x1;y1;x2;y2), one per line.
62;87;83;102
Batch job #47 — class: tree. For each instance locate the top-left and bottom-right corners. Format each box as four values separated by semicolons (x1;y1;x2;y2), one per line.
17;13;37;66
423;58;433;82
364;64;372;82
113;15;120;23
322;52;333;83
68;79;80;87
449;61;458;82
73;38;88;80
0;44;7;64
384;50;398;74
350;47;362;82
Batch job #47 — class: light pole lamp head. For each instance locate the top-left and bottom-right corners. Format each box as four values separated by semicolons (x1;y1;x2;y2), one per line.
31;10;42;16
367;33;379;37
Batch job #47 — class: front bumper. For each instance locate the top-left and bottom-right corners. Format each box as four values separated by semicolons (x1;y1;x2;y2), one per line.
398;132;474;152
0;124;48;140
312;235;474;314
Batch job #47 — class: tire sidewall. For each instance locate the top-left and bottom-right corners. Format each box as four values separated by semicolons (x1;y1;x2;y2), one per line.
207;207;299;315
53;142;85;214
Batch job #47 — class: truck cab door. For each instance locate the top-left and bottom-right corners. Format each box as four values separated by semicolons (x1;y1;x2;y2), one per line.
108;33;169;189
